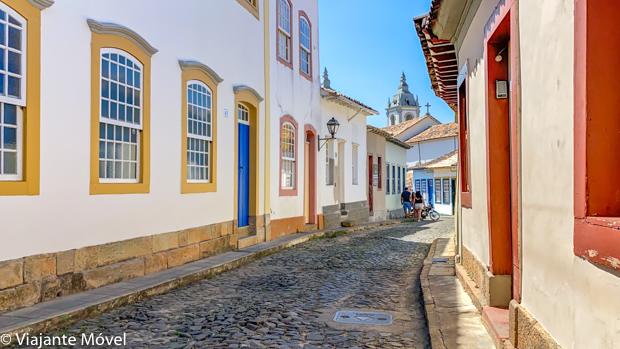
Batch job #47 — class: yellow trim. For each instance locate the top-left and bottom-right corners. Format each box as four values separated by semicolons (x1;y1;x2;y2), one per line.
235;0;260;20
89;32;151;194
263;0;271;215
234;93;261;219
0;0;41;196
181;69;218;194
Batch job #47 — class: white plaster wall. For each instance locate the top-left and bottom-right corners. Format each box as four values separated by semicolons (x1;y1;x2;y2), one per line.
519;0;620;347
268;0;321;221
393;117;439;142
411;170;434;203
317;100;368;209
0;0;267;261
455;0;498;266
385;142;407;211
433;169;456;216
406;137;458;167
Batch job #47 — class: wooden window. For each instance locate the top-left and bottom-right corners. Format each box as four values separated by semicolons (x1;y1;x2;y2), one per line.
352;144;358;185
397;165;401;193
186;81;212;183
573;0;620;270
442;178;450;204
392;164;396;194
435;179;442;204
403;168;406;192
377;156;382;190
458;65;472;207
277;0;293;68
299;12;311;80
386;162;390;193
279;115;298;195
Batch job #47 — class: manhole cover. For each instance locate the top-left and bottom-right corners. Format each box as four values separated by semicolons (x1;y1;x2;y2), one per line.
333;311;393;325
429;257;449;262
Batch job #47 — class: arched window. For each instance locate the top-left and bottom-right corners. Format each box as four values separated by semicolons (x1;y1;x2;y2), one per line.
0;6;26;181
406;114;413;121
99;49;143;182
277;0;292;67
186;81;212;182
281;122;296;189
299;14;311;78
238;104;249;124
390;115;396;125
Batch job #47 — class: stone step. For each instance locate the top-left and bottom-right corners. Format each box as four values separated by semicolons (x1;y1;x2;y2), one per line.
303;224;317;232
237;235;258;249
341;220;356;227
482;306;510;349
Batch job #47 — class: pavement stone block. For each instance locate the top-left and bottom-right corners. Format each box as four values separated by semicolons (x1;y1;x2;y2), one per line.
152;232;179;253
0;258;23;290
24;253;56;283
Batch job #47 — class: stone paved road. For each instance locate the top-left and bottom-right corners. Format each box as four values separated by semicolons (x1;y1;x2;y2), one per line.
37;218;454;349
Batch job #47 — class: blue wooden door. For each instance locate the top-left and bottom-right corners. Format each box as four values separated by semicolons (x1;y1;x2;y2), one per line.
427;179;434;206
238;123;250;227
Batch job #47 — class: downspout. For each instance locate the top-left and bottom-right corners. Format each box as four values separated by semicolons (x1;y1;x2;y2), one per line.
263;0;271;240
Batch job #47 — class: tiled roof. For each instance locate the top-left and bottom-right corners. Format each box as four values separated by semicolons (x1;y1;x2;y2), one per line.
366;125;412;149
380;115;440;137
321;87;378;115
406;122;458;144
409;149;458;170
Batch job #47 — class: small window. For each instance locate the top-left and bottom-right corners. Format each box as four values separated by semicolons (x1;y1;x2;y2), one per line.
386;162;390;193
300;15;311;77
435;179;442;204
0;103;21;180
421;179;427;200
277;0;292;64
238;104;249;124
186;81;212;182
443;178;450;204
352;145;358;185
397;165;401;193
403;168;406;192
99;49;143;183
378;156;382;190
392;165;396;194
281;122;296;189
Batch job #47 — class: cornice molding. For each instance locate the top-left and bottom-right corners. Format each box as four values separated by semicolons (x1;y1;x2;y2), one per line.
27;0;54;10
178;60;224;85
87;19;158;57
233;85;264;102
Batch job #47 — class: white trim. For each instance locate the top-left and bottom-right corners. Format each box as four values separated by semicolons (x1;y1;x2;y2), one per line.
186;80;213;141
99;130;141;183
0;5;27;107
0;104;22;180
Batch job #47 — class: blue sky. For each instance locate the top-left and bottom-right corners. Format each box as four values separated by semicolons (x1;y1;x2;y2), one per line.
318;0;455;127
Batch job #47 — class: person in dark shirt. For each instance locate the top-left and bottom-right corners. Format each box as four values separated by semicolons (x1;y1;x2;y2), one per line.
414;191;424;221
401;187;413;218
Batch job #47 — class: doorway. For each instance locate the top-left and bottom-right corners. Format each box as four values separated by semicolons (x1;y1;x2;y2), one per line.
304;125;317;224
368;154;373;213
237;104;250;229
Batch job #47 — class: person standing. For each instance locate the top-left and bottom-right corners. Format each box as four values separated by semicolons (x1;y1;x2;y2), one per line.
414;190;424;221
401;187;413;218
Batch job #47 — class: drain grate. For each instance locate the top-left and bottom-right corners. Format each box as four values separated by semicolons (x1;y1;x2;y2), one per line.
333;311;393;325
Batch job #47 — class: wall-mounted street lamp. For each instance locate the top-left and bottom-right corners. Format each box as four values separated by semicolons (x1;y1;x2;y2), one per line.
318;117;340;151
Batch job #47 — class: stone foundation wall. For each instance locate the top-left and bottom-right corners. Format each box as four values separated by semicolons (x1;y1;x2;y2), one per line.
322;201;369;229
509;300;561;349
322;204;341;230
461;243;491;307
388;208;406;219
369;209;387;222
0;220;238;315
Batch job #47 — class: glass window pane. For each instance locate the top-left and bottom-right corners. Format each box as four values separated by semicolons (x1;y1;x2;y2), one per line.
118;55;125;65
122;143;130;160
134;89;140;107
110;102;117;120
8;16;21;27
111;63;118;81
119;66;125;84
127;68;133;86
0;23;4;46
131;129;137;143
134;108;140;125
114;161;122;178
101;100;109;118
123;127;129;142
106;142;113;159
126;87;133;104
0;73;4;95
110;82;117;101
115;126;122;141
118;104;125;122
99;123;105;139
122;161;130;178
106;160;113;178
134;71;140;88
118;85;125;103
4;104;16;125
126;106;133;123
8;26;21;50
101;80;109;98
0;48;5;70
102;59;109;78
99;160;105;178
3;127;16;149
3;151;16;174
130;163;136;178
131;144;137;160
99;141;105;159
7;75;19;98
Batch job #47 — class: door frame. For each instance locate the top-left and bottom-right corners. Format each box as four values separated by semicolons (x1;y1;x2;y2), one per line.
234;91;261;230
304;124;317;224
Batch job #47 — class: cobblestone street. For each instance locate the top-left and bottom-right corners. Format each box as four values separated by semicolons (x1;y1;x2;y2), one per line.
38;219;453;349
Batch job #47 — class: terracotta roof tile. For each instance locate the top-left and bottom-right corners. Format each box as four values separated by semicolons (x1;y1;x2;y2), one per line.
380;115;439;136
406;122;458;143
321;87;378;114
409;149;458;170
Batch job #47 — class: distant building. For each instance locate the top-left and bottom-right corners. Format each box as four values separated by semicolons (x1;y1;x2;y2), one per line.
386;73;421;125
409;150;458;216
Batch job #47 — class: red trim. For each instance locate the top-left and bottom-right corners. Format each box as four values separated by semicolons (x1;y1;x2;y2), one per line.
279;115;299;196
573;0;620;270
484;4;513;277
276;0;294;70
298;11;312;82
304;124;317;224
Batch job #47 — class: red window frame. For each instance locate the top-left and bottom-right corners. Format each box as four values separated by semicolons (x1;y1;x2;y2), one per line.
279;115;298;196
276;0;293;69
573;0;620;270
458;65;472;208
298;11;312;81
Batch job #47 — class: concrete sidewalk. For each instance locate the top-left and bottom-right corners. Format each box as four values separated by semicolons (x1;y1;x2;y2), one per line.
0;219;408;346
421;237;495;349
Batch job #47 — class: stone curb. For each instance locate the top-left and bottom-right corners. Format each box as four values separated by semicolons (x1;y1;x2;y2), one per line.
420;238;448;349
0;219;409;347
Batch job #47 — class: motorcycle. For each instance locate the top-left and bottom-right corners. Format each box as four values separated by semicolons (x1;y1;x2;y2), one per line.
421;204;440;221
